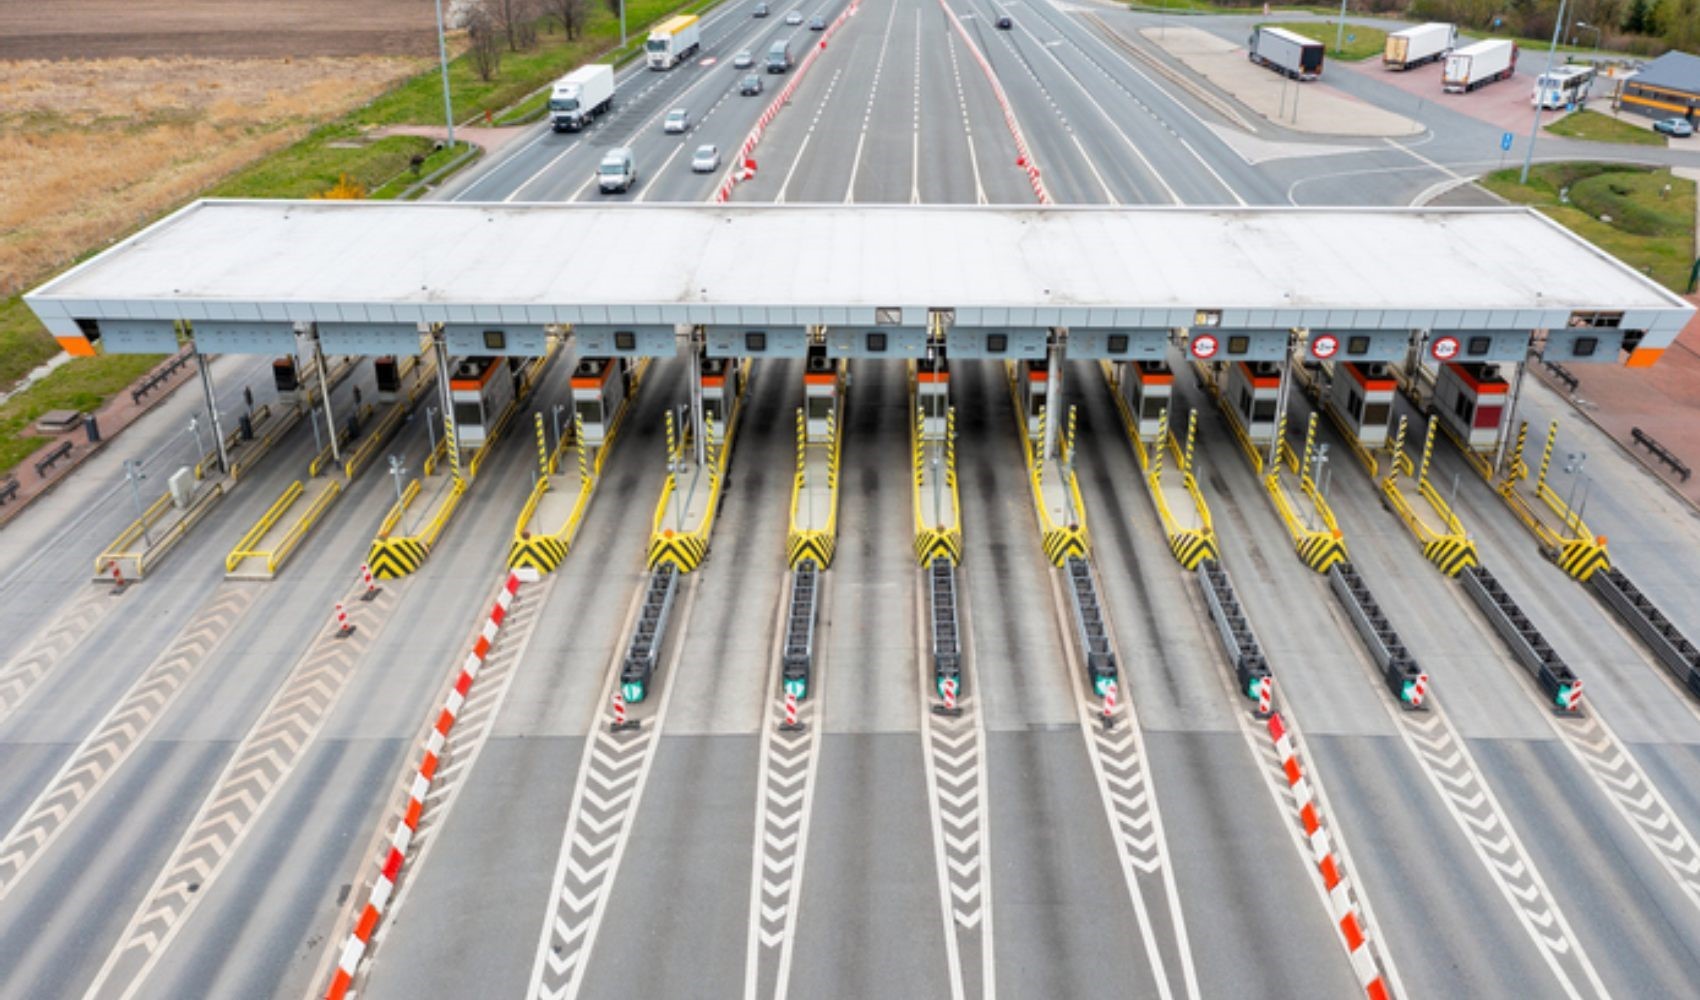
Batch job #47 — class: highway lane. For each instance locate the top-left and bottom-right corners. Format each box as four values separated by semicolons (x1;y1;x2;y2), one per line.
356;358;685;1000
1066;362;1361;997
578;357;795;996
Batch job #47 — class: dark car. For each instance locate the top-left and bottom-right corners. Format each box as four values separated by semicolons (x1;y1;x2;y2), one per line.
754;1;769;15
809;14;826;29
741;73;764;95
996;14;1012;28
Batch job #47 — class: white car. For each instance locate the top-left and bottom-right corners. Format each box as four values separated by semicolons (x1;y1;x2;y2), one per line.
691;144;721;173
733;50;754;69
663;108;690;134
784;9;803;24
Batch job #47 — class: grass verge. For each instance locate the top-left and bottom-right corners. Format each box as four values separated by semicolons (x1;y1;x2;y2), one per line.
1480;163;1696;293
1263;20;1386;60
0;353;166;475
1544;109;1667;147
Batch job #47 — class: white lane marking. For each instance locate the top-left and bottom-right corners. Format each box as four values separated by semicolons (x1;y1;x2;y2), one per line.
741;572;830;1000
638;87;739;202
524;579;698;1000
1391;697;1603;999
505;137;583;202
1046;566;1199;999
966;0;1177;202
912;8;923;205
942;31;988;204
774;69;845;203
842;0;901;203
1381;135;1464;183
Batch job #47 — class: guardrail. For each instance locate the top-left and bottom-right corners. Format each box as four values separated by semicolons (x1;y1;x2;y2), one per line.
928;557;963;709
621;565;679;703
782;562;820;699
1328;562;1428;708
226;481;305;572
1065;556;1118;696
1630;426;1690;482
1197;559;1273;716
1460;565;1584;714
1589;567;1700;700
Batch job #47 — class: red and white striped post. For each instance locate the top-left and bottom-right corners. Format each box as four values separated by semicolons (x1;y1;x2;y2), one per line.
1410;673;1429;709
1564;679;1584;712
937;676;959;717
1102;679;1119;730
779;689;803;732
611;689;628;731
360;562;381;602
109;561;128;595
333;601;355;639
1256;675;1273;717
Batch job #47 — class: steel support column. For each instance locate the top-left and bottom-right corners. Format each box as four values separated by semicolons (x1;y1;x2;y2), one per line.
194;345;231;475
313;331;341;465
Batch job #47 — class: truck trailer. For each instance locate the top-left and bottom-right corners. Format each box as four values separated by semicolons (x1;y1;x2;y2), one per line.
1247;26;1324;81
1383;22;1456;70
647;14;702;70
1443;39;1517;93
548;64;615;132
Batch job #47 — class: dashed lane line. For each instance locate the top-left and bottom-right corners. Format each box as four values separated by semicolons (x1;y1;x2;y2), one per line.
0;585;122;730
0;583;259;902
841;0;902;203
942;33;989;204
525;578;700;1000
774;69;845;203
80;583;405;1000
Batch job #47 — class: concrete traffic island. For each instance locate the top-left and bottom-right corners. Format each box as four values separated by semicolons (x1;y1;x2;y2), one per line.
1141;26;1423;137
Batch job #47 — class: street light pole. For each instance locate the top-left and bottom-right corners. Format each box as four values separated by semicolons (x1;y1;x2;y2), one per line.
124;460;151;545
621;0;628;48
1518;0;1569;184
1335;0;1348;55
434;0;456;148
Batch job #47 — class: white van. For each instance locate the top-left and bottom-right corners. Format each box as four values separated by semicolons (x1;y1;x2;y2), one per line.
598;147;636;193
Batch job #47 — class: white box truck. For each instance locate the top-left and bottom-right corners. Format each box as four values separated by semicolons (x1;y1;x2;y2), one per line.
1383;22;1456;70
646;14;702;70
1443;39;1517;93
549;64;615;132
1247;26;1324;81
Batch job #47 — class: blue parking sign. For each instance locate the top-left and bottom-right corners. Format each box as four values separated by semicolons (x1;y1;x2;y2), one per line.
1501;131;1514;151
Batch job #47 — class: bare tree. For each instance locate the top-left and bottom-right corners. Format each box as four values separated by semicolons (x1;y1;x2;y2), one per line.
495;0;540;52
466;3;503;81
545;0;588;40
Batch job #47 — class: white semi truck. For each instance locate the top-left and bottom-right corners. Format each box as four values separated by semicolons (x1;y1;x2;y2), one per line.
1247;26;1325;81
1443;39;1517;93
548;64;615;132
646;14;702;70
1383;22;1456;70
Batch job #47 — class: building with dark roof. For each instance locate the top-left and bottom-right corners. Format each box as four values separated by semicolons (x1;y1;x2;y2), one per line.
1619;50;1700;120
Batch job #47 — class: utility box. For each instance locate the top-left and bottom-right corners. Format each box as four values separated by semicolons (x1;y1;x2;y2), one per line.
169;467;196;509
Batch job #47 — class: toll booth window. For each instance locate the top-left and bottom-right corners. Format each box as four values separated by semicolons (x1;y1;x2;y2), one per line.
1474;404;1502;429
1467;336;1492;357
1362;401;1391;428
1141;395;1168;421
706;399;726;425
1108;334;1129;355
986;333;1008;354
453;401;483;428
745;331;767;352
1252;399;1278;422
1348;389;1363;419
1453;394;1474;426
866;332;888;353
1227;335;1250;355
808;395;833;423
483;330;506;351
1237;387;1251;416
575;398;602;429
923;392;947;421
1347;335;1370;356
614;330;637;352
1572;336;1598;357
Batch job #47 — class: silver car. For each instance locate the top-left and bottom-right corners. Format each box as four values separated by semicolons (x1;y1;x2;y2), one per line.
785;9;803;24
691;144;721;173
663;108;690;134
733;50;754;68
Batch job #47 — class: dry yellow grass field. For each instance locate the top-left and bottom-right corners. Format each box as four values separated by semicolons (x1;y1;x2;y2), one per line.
0;55;424;297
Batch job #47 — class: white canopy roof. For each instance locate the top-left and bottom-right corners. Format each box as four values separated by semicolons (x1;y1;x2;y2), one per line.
26;200;1693;339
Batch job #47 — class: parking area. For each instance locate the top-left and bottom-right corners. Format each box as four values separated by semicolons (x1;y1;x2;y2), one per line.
1340;58;1572;135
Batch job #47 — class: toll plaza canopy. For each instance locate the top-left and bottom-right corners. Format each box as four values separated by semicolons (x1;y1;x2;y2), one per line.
25;200;1694;350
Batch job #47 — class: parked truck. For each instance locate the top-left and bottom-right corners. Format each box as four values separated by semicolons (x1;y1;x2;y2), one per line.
548;64;615;132
1443;39;1517;93
1383;22;1456;70
1247;26;1324;81
647;14;702;70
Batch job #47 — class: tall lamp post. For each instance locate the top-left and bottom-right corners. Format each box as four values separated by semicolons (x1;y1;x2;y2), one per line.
435;0;456;148
1518;0;1569;184
1573;20;1602;55
1334;0;1349;55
